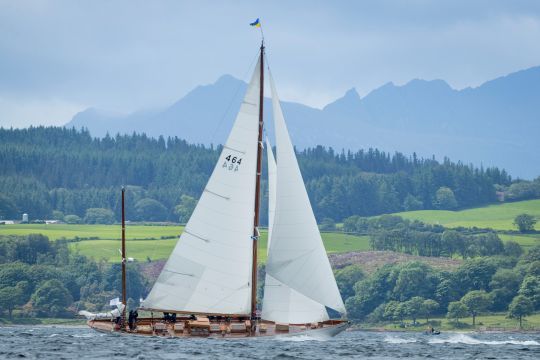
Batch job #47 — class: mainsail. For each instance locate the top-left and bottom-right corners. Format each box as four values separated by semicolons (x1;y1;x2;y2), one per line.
142;57;262;315
264;73;346;315
262;138;330;324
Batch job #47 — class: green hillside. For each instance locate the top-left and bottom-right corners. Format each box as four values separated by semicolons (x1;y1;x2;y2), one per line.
394;199;540;230
69;232;370;263
2;199;539;262
0;224;370;263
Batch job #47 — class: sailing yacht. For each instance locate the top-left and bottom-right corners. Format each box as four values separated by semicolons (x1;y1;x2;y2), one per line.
85;43;348;338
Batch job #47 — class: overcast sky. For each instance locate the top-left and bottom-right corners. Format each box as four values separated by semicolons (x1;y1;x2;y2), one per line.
1;0;539;128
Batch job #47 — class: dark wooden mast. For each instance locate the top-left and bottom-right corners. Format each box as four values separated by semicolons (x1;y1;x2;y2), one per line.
121;187;127;327
251;42;264;322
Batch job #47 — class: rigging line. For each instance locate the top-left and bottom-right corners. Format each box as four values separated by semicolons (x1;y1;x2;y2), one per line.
209;50;260;146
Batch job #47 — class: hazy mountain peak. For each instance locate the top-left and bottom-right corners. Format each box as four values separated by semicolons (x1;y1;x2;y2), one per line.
215;74;245;86
323;87;361;111
404;78;452;90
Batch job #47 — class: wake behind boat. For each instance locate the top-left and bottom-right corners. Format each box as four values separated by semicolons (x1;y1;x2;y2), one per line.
81;40;349;338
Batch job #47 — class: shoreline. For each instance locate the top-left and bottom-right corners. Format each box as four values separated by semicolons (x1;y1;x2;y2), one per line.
350;325;540;334
1;318;539;334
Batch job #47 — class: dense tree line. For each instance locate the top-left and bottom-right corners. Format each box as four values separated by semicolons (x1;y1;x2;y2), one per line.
342;246;540;326
0;234;146;318
343;215;523;258
1;233;539;324
1;126;537;223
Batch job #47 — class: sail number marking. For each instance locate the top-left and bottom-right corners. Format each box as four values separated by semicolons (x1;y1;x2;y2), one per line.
222;154;242;172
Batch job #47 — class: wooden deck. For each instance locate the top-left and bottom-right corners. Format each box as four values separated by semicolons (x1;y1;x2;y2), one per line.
88;317;348;339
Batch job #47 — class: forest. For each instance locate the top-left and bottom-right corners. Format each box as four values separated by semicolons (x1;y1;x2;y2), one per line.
0;234;145;319
1;233;539;328
1;126;539;223
340;246;540;327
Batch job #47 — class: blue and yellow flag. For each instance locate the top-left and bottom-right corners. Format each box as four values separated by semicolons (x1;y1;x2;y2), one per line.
250;18;261;28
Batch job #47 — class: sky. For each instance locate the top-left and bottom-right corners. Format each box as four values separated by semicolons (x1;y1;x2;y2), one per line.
1;0;540;128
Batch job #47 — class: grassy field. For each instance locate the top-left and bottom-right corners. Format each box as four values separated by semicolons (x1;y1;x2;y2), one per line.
70;231;370;263
3;199;539;262
357;313;540;332
0;317;86;325
499;234;540;250
0;224;370;263
394;199;540;231
0;224;184;241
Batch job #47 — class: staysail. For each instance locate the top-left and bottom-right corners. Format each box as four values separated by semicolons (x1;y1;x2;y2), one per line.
262;138;330;324
264;73;346;315
142;57;262;315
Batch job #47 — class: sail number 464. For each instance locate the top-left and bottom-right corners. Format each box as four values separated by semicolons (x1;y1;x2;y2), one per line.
222;155;242;172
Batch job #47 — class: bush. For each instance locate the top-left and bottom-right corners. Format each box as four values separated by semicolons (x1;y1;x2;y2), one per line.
135;198;168;221
64;214;82;224
52;210;64;221
84;208;115;224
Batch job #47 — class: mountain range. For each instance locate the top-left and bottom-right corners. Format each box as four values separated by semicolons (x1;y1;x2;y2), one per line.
66;66;540;179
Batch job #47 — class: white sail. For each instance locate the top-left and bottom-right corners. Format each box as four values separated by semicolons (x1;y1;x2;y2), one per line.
142;57;262;315
262;138;330;324
265;73;346;315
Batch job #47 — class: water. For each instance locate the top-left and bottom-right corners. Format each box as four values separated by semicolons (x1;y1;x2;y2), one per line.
0;326;539;359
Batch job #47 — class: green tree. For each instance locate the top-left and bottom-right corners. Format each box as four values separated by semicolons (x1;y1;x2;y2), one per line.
460;290;492;326
134;198;168;221
393;262;437;301
31;279;73;317
513;214;537;232
384;301;406;324
319;218;336;231
446;301;468;324
84;208;115;224
508;295;534;328
174;195;197;223
503;241;523;258
441;230;465;258
403;194;423;211
423;299;439;322
52;210;64;221
454;259;497;294
0;193;18;219
0;281;28;318
518;275;540;310
335;265;365;300
0;262;32;292
489;268;522;311
434;187;458;210
64;214;82;224
404;296;425;324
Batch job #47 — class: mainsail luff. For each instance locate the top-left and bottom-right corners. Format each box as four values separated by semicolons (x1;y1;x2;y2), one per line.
265;73;346;315
141;56;263;315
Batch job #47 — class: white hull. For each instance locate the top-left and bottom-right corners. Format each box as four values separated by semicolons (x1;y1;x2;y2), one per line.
276;321;349;340
88;319;349;339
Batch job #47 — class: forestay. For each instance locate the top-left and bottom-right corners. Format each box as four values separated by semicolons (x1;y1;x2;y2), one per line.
142;57;262;315
262;138;330;324
265;73;346;315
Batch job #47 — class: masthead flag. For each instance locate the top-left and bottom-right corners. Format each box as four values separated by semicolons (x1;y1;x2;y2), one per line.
250;18;261;28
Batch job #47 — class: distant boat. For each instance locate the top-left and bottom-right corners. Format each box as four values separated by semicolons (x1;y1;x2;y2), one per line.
82;41;348;338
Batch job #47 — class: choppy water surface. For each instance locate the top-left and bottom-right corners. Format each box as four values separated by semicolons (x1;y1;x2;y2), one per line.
0;326;539;359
